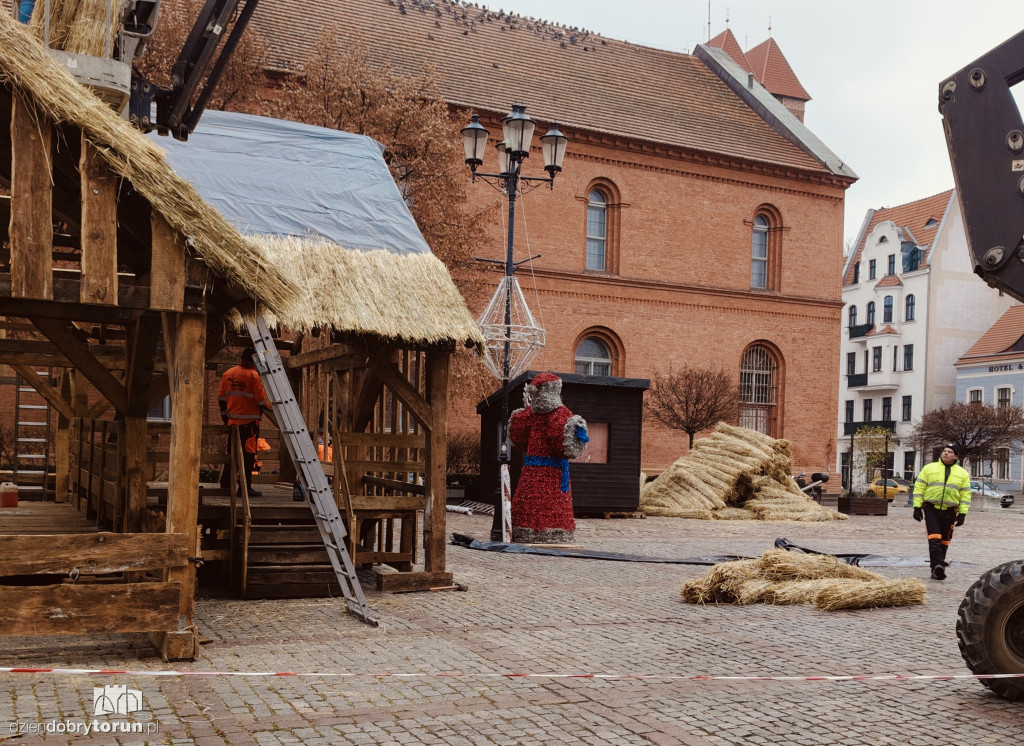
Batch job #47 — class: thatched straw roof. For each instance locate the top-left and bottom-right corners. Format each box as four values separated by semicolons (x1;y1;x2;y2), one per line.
0;12;295;312
239;236;484;344
641;423;843;521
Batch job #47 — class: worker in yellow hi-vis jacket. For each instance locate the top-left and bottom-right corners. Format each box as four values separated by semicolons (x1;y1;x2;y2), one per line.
912;443;971;580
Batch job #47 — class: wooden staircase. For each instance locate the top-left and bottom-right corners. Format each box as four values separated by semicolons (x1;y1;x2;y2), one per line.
238;504;342;599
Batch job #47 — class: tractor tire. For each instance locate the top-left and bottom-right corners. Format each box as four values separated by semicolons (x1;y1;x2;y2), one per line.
956;559;1024;701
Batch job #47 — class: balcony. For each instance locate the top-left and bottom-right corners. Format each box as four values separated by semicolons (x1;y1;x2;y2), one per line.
849;323;874;340
864;369;900;390
847;373;868;388
843;420;896;436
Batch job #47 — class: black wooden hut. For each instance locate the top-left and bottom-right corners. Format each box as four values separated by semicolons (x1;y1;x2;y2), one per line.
477;371;649;518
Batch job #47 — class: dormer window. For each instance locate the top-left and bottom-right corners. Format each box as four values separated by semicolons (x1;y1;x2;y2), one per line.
878;235;888;243
925;218;938;228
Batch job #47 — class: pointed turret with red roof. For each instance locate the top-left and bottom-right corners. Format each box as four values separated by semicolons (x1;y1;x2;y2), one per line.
708;29;811;122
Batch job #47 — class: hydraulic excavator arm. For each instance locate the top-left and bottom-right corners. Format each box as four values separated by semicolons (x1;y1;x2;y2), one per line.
938;29;1024;302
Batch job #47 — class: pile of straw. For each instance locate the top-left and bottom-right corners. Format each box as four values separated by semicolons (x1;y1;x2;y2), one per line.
29;0;121;57
681;549;926;611
640;422;843;521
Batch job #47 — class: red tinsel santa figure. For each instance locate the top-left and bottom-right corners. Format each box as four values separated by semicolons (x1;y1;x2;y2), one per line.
508;373;589;544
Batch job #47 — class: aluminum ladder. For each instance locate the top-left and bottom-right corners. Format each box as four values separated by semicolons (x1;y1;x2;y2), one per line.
246;314;377;625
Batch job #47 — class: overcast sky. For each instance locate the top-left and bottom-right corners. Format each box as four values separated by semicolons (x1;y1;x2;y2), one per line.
489;0;1024;248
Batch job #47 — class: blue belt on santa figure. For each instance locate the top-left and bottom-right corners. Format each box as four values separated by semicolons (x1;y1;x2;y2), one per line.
523;455;571;492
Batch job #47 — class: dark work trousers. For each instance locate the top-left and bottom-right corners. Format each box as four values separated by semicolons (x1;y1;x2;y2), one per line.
923;503;957;568
220;421;260;493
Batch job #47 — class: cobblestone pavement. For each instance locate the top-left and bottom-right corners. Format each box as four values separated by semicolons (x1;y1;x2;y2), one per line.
2;503;1023;744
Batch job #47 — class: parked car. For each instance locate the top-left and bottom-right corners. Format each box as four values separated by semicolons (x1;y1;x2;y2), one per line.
969;480;1015;508
865;477;912;501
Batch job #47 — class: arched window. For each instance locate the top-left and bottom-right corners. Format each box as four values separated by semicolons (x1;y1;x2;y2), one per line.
905;294;916;321
739;344;779;436
852;262;860;284
751;215;769;289
883;295;893;323
586;189;608;271
848;305;857;327
574;337;612;376
866;301;876;325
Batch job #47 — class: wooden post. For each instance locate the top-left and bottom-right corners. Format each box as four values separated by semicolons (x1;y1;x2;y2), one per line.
55;371;72;503
10;93;52;300
150;216;185;312
151;311;205;661
79;139;118;305
422;348;449;573
123;315;159;533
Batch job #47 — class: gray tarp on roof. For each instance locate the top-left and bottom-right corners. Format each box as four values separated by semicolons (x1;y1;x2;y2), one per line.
152;110;431;255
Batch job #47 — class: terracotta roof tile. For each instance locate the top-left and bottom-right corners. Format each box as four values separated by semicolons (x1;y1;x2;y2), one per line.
843;190;953;286
745;38;810;101
875;274;903;288
958;306;1024;360
707;28;753;72
251;0;828;174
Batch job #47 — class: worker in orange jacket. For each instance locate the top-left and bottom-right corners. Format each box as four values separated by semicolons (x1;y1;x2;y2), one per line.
219;348;270;496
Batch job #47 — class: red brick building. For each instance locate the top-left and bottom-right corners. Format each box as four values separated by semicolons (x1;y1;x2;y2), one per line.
246;0;858;473
1;3;855;477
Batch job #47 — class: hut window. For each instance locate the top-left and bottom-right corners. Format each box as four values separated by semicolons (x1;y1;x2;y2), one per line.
586;189;608;271
739;344;779;436
575;337;612;376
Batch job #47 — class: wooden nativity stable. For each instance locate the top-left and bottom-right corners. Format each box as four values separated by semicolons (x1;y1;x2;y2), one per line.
0;14;482;660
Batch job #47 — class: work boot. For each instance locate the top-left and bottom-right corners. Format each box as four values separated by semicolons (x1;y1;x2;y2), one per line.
931;565;946;580
248;488;262;497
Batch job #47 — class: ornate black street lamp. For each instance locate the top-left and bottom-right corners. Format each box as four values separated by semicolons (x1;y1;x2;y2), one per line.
461;104;568;540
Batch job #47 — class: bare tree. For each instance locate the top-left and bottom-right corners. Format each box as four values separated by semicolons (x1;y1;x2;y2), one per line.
644;366;739;448
911;401;1024;468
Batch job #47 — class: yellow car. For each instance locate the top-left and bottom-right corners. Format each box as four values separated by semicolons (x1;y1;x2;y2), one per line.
865;477;912;501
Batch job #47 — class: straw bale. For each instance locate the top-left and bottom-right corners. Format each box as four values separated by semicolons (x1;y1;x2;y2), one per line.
703;558;762;602
758;549;881;582
733;578;777;605
814;578;927;611
0;13;295;312
712;507;753;521
761;579;840;605
681;579;714;604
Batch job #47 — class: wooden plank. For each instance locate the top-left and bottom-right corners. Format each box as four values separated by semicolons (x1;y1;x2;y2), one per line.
32;318;127;414
55;372;72;502
149;214;185;312
165;312;205;623
11;364;74;420
0;281;148;320
375;570;454;593
9;94;52;300
362;475;426;495
0;533;188;575
0;582;181;636
123;417;147;532
423;349;449;573
336;432;426;449
79;138;119;304
351;494;425;512
366;349;433;430
345;460;424;473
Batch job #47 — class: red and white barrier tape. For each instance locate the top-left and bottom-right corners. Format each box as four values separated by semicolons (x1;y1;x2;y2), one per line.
2;667;1023;682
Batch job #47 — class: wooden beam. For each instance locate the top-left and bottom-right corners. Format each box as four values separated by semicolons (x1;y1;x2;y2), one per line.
284;344;366;369
149;213;185;312
32;317;127;414
423;349;449;573
336;432;426;449
0;583;180;636
125;313;159;418
351;367;385;433
366;349;433;431
164;311;205;623
55;371;72;502
375;570;454;593
11;364;74;420
9;93;52;300
0;533;188;575
79;138;119;305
